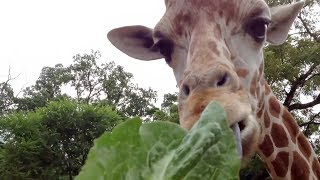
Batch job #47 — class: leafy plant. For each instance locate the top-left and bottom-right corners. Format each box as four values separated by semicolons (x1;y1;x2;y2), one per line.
0;99;123;179
77;102;241;180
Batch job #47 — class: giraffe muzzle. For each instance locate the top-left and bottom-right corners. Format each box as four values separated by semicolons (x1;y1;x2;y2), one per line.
178;88;260;160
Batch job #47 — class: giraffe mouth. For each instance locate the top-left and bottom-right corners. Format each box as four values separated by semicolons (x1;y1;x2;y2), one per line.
229;114;259;161
230;118;248;160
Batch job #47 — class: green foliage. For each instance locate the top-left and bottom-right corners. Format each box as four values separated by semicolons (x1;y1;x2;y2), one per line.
77;102;241;180
99;62;157;117
240;155;270;180
265;39;320;101
0;111;58;178
16;64;72;111
0;99;123;178
67;51;157;117
153;93;179;124
69;51;103;103
0;50;160;178
1;51;156;119
0;82;15;114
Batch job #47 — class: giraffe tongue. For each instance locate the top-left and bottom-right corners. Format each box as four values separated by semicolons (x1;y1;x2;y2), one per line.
231;123;242;159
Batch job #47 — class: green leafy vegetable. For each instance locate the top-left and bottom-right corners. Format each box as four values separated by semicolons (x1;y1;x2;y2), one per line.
76;102;240;180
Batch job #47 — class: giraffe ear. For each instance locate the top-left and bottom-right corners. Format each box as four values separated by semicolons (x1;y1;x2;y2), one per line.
267;1;304;45
107;25;164;60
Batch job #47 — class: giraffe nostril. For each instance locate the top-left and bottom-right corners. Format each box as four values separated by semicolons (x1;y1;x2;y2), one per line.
217;72;228;87
182;84;190;96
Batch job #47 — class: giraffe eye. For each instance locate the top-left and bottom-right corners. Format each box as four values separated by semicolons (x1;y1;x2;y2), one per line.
246;18;270;43
154;39;173;63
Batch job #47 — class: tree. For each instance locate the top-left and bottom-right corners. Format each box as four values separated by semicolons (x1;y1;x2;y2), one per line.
152;93;179;124
0;111;58;178
69;51;158;117
16;64;71;111
0;82;15;114
0;68;20;114
39;100;122;179
12;50;157;118
0;99;123;179
0;50;159;178
69;51;103;103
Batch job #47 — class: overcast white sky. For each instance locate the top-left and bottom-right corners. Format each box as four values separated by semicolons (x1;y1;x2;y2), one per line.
0;0;178;103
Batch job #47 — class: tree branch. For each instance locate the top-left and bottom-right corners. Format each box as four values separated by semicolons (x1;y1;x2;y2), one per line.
283;64;317;107
1;67;20;92
288;93;320;111
15;82;29;98
300;121;320;127
306;73;320;82
297;15;320;42
316;0;320;8
299;112;320;127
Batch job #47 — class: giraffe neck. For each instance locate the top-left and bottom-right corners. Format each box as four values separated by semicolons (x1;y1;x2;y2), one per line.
255;82;320;179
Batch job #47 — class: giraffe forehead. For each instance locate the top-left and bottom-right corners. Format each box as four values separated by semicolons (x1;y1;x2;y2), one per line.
158;0;269;39
167;0;268;17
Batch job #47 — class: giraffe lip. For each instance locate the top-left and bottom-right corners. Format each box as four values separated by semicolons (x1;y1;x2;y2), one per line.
231;123;243;159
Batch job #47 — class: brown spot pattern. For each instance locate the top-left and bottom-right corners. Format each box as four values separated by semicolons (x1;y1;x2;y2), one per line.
312;157;320;179
271;151;289;177
213;25;222;40
218;1;236;25
208;41;219;55
297;133;312;159
291;151;310;180
236;69;249;78
282;110;299;143
258;98;263;109
269;96;280;118
259;62;264;73
189;0;237;25
271;123;288;148
259;135;274;157
257;103;264;119
250;71;258;96
258;62;264;80
264;111;270;128
165;0;173;7
256;85;261;102
173;13;193;36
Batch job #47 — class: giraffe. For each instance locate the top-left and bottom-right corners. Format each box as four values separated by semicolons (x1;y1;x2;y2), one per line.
107;0;320;179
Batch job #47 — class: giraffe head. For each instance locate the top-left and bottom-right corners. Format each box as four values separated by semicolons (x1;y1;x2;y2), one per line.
107;0;304;160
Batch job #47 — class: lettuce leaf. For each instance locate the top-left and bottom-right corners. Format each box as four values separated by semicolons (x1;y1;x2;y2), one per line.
76;102;240;180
